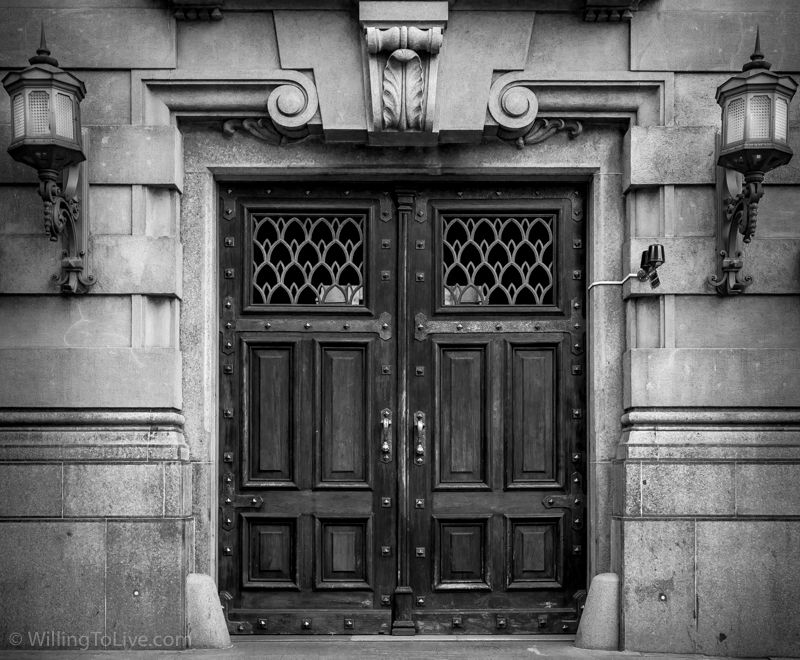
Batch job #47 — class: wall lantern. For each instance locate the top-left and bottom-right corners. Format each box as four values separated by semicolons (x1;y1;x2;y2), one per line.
2;26;94;293
710;29;797;295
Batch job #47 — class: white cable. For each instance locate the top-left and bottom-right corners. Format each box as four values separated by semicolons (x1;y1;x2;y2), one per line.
586;273;639;292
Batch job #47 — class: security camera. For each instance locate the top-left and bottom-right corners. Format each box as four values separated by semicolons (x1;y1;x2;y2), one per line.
637;243;665;289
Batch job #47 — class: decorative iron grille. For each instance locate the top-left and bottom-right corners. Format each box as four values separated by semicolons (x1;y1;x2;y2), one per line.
251;212;365;305
441;214;555;305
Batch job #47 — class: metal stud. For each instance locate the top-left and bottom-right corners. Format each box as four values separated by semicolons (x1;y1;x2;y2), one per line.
572;545;582;554
223;452;233;462
382;323;389;330
415;366;425;376
223;408;234;418
456;323;463;331
573;238;583;249
381;270;391;281
304;322;311;329
571;365;582;375
381;497;391;507
415;498;424;508
343;322;350;330
381;239;391;249
223;365;233;374
343;618;354;629
301;618;312;629
381;365;392;375
495;323;503;330
223;546;233;555
258;619;267;629
380;595;391;606
496;616;508;629
415;547;426;557
415;272;424;282
381;546;391;557
415;596;425;607
572;270;582;280
224;268;234;279
415;240;425;249
452;615;463;628
224;236;235;247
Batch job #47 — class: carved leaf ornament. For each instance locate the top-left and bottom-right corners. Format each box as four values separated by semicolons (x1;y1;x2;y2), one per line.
383;49;424;131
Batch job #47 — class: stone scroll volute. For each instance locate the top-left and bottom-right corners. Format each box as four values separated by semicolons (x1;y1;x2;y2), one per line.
360;2;447;146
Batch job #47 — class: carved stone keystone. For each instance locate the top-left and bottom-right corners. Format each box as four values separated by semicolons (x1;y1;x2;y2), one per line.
360;1;448;145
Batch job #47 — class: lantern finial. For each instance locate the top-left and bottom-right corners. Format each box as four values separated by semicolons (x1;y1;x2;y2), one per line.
743;26;771;71
28;23;59;67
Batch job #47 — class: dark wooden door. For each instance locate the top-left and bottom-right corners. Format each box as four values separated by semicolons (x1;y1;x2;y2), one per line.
219;183;586;635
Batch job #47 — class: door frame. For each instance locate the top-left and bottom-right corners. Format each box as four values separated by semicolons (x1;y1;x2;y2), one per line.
208;174;604;634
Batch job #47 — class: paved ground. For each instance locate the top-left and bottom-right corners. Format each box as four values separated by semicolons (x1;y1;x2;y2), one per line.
2;636;794;660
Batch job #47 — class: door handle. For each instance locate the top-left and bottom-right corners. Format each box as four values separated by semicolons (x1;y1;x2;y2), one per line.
380;408;392;463
414;411;426;465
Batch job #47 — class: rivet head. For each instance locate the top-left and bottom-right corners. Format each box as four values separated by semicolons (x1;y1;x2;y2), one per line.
343;322;350;329
382;323;389;330
495;323;503;330
417;323;424;330
264;322;271;329
304;322;311;329
456;323;463;331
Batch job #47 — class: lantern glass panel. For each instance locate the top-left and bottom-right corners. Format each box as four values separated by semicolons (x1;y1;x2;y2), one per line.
748;94;771;139
54;92;74;140
775;97;788;141
29;90;50;135
12;94;24;139
726;97;745;144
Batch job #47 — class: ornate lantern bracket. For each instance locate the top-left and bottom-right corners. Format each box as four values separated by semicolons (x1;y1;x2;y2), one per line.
710;28;797;296
2;26;95;294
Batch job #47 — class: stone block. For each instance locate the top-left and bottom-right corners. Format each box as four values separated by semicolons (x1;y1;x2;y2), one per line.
192;461;214;576
735;464;800;516
675;295;800;349
76;71;133;125
624;126;716;188
630;187;660;237
0;295;131;348
142;296;178;349
0;521;105;649
0;9;175;69
640;463;734;516
624;236;800;296
0;464;62;517
164;462;192;517
625;348;800;408
0;235;65;293
674;185;714;238
0;185;45;234
144;187;178;237
0;347;182;408
527;13;627;74
696;520;800;657
438;11;534;134
757;185;800;237
90;185;133;235
632;9;800;72
177;12;280;72
64;463;164;517
88;126;183;190
91;235;182;296
622;519;696;654
106;521;187;648
273;11;364;135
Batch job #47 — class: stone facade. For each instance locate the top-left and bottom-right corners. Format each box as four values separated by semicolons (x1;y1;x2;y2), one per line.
0;0;798;656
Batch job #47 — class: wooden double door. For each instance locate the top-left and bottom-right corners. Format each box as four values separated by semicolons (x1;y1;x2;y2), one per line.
218;182;587;635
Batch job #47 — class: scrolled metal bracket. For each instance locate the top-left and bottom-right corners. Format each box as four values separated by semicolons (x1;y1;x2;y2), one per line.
509;117;584;149
709;166;763;296
39;158;95;294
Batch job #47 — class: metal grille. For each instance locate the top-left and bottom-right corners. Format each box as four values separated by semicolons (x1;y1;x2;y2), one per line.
54;93;74;140
12;94;24;138
726;97;745;144
748;95;771;139
29;91;50;135
775;97;788;141
251;212;365;305
441;214;555;305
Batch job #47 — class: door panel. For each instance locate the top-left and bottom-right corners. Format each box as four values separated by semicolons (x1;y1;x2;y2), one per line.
219;182;586;635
